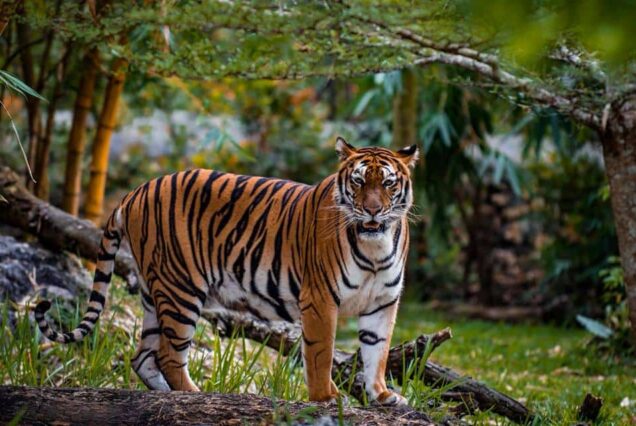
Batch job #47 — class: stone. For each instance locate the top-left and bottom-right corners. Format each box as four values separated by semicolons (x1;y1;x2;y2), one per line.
0;235;91;305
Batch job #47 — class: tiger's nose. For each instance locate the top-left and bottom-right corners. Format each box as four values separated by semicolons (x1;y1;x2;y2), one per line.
364;204;382;216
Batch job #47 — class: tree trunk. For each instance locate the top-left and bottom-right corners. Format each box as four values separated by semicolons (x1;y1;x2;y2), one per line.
84;57;127;225
393;68;422;285
600;100;636;344
0;386;436;426
62;49;100;215
33;43;73;200
392;67;418;148
15;12;39;188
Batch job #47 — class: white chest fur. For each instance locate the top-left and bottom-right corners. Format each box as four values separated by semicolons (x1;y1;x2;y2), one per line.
337;229;405;318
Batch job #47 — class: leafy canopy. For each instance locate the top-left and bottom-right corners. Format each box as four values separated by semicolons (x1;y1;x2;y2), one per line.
23;0;635;127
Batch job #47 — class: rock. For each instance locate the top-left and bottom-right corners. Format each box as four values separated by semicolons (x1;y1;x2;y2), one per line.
0;235;92;305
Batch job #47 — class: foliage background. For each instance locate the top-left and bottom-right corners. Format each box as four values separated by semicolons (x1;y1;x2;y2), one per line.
1;1;635;423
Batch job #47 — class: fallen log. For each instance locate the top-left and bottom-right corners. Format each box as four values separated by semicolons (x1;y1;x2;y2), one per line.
0;166;139;293
0;165;533;424
0;386;436;425
429;298;570;323
204;310;533;424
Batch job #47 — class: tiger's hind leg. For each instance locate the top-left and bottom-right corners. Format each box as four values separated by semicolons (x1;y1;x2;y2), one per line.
131;294;170;390
154;288;202;391
299;283;340;402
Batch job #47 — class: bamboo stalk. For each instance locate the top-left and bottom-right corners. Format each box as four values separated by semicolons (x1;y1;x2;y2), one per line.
62;49;100;215
83;57;127;225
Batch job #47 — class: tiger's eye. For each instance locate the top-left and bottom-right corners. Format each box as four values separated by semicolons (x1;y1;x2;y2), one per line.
352;176;364;186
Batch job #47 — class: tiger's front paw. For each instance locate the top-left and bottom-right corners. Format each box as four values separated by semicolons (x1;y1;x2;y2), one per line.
309;380;343;404
373;390;409;406
317;394;350;407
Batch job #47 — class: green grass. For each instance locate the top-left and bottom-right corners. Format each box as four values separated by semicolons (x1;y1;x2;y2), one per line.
391;303;636;424
1;285;635;425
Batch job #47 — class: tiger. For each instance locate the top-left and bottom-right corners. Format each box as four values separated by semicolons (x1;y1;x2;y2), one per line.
35;137;419;405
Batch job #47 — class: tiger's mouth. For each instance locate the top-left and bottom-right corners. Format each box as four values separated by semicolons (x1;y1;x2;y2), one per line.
357;220;386;234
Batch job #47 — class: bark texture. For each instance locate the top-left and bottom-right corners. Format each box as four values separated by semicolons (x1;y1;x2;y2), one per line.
0;386;436;426
0;167;139;292
62;49;100;215
600;99;636;343
84;57;127;225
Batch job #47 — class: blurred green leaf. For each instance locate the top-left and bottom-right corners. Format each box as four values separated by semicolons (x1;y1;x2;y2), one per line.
576;314;614;339
353;89;378;116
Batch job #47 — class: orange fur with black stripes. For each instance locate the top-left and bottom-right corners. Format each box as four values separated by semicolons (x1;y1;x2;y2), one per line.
36;137;418;404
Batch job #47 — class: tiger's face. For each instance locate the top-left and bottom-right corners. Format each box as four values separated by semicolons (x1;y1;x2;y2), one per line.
334;137;419;239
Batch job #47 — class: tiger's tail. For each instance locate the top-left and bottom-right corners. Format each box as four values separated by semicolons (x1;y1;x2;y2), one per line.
35;208;123;343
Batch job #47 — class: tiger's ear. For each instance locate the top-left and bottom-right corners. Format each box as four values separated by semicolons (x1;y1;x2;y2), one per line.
397;144;419;168
335;136;356;161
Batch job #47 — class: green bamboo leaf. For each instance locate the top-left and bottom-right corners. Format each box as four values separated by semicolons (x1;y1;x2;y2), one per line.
437;115;452;147
0;71;47;101
505;160;521;194
550;112;563;153
353;89;377;116
493;154;506;183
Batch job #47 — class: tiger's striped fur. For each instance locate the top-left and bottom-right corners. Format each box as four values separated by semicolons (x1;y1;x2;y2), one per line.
35;138;419;404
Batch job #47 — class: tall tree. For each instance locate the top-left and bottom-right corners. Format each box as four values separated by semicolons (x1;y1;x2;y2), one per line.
15;6;39;189
33;43;72;200
62;48;100;215
83;57;126;225
15;0;61;190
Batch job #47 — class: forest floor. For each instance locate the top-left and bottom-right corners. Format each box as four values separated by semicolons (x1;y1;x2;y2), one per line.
1;281;635;425
341;304;636;424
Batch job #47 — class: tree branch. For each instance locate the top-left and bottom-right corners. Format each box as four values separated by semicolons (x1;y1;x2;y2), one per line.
549;44;607;82
352;16;602;130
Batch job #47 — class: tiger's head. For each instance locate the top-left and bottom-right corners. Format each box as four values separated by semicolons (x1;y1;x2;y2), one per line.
334;137;419;239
